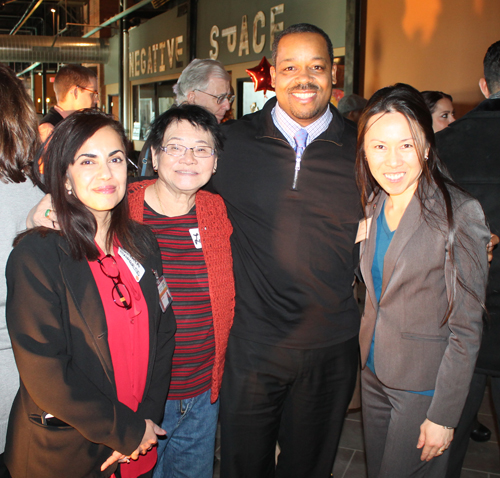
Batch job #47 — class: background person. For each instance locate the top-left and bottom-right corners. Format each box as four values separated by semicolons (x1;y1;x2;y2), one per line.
337;93;368;123
421;90;455;133
139;59;232;176
0;64;44;478
5;110;176;478
356;83;489;477
423;87;492;445
38;64;99;143
437;39;500;478
128;104;234;478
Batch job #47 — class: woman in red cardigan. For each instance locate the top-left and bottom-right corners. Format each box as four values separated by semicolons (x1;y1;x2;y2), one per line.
128;104;234;478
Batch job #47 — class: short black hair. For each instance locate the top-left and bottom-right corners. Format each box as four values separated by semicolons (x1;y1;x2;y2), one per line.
148;104;224;157
420;90;453;114
271;23;334;66
484;40;500;94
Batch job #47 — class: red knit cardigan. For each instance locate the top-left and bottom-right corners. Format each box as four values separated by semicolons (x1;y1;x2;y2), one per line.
127;179;235;403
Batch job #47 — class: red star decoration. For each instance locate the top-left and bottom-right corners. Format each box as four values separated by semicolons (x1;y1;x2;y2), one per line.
246;56;275;95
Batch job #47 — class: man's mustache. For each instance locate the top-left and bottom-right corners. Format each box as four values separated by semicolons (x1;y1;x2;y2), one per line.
288;83;320;93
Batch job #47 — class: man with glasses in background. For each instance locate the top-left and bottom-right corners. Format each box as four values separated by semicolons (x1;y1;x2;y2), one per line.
39;64;98;143
139;58;233;175
174;58;233;124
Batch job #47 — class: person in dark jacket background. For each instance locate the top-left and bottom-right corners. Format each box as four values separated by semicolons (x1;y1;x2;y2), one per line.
38;64;98;143
436;39;500;478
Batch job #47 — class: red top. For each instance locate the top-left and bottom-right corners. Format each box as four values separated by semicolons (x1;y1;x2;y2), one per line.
88;244;156;478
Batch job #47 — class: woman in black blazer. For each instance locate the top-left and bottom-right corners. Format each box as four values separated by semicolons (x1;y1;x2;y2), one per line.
5;110;176;478
355;84;489;477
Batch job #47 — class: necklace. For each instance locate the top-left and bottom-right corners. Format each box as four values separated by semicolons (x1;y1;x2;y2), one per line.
154;181;167;216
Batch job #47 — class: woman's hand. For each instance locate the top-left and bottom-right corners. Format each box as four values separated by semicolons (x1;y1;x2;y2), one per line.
100;419;166;471
417;418;454;461
129;419;166;460
100;451;129;471
26;194;59;229
488;233;499;264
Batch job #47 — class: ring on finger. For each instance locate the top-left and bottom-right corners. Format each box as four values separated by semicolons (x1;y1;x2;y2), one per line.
44;208;51;218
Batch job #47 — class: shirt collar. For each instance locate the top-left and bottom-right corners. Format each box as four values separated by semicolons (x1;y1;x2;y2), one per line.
54;104;71;119
271;102;333;149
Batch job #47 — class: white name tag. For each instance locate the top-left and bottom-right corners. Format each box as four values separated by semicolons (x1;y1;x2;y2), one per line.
189;228;202;249
118;247;145;282
355;217;372;244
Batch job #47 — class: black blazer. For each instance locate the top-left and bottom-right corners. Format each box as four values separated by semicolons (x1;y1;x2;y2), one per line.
5;228;176;478
436;98;500;375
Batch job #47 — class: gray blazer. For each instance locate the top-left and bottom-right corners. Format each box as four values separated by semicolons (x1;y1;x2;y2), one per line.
359;186;489;427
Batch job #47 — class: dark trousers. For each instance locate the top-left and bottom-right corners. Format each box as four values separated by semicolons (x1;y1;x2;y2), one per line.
362;368;449;478
0;453;11;478
446;372;500;478
219;334;359;478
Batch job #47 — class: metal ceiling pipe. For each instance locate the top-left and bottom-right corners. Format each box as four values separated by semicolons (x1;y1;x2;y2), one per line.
0;35;109;63
16;0;153;76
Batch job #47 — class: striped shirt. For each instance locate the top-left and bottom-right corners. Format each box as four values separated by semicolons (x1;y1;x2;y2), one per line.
143;202;215;399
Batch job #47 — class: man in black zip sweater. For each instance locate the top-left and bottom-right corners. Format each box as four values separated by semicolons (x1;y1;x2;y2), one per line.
212;23;362;478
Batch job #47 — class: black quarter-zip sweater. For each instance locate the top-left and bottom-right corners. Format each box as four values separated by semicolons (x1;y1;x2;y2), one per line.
211;97;362;349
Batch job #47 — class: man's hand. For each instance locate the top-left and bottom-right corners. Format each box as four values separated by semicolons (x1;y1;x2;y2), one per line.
417;418;453;461
26;194;59;229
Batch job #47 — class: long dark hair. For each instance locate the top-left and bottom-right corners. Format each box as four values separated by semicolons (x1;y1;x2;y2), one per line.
356;83;485;323
0;64;40;184
39;109;148;261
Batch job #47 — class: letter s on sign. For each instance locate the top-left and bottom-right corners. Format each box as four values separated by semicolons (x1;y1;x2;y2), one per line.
210;25;219;60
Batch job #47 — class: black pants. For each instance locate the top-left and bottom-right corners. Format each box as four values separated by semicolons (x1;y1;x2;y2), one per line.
220;334;359;478
0;453;11;478
446;372;500;478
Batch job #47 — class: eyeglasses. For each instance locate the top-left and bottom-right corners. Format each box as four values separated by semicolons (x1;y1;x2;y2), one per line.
194;89;235;105
77;85;99;98
160;144;215;159
97;255;132;310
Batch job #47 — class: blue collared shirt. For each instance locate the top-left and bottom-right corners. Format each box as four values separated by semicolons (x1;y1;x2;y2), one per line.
271;102;333;150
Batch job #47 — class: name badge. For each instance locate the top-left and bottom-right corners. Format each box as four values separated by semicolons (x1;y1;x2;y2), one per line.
355;217;372;244
189;228;202;249
156;275;172;312
118;247;145;282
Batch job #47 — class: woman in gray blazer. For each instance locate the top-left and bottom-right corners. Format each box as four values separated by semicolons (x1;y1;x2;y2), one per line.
355;84;489;478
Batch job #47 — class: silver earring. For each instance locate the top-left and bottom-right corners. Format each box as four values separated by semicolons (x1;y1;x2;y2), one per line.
67;189;72;195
